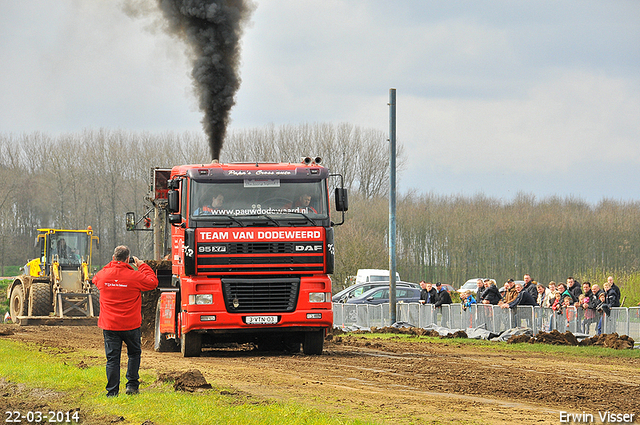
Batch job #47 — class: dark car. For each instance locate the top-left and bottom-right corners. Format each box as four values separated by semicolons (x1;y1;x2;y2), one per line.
345;286;421;305
332;281;420;303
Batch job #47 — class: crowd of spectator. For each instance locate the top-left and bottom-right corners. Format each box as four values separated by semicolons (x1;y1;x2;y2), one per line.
419;275;627;335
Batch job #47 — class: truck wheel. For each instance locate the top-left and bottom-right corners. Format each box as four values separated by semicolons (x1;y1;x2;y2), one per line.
180;331;202;357
29;283;52;317
154;298;178;352
9;285;27;322
89;284;100;316
303;330;324;355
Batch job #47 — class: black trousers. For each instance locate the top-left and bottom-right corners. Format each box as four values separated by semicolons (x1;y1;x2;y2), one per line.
103;327;141;396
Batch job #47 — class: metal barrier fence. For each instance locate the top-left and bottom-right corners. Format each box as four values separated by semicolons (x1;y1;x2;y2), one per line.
333;303;640;340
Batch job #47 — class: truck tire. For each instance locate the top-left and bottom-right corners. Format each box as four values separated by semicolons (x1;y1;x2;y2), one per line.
303;330;324;355
180;331;202;357
29;282;52;317
9;285;27;322
89;284;100;316
154;298;178;352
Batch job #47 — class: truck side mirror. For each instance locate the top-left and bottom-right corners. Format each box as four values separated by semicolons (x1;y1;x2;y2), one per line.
126;212;136;231
168;190;179;213
334;188;348;212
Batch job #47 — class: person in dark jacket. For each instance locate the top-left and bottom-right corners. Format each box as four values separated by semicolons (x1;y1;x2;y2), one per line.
591;284;604;301
567;277;582;303
502;282;537;328
606;276;621;307
419;281;437;304
475;279;486;303
481;282;502;305
433;282;452;307
581;282;597;334
523;274;538;300
557;283;577;304
502;283;538;309
433;282;452;327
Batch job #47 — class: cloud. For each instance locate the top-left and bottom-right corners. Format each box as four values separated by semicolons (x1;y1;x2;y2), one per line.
394;70;640;173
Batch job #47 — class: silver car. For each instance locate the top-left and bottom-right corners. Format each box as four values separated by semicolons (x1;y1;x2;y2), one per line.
332;281;419;303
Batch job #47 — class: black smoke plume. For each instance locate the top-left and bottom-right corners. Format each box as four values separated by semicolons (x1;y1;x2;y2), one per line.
157;0;254;160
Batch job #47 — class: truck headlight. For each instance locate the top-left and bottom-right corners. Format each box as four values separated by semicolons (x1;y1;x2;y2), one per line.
309;292;330;303
189;294;213;305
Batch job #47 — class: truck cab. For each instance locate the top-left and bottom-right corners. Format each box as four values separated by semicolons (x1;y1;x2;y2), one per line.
156;158;347;356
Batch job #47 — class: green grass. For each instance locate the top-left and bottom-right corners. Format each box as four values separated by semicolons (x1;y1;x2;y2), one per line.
0;339;376;425
1;265;21;277
0;279;9;316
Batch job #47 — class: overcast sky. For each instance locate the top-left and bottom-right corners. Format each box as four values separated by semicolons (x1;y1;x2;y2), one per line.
1;1;639;203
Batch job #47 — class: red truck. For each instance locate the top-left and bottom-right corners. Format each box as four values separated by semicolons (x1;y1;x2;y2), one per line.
134;158;347;356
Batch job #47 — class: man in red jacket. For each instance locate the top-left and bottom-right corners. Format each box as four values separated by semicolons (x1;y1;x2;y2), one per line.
93;245;158;397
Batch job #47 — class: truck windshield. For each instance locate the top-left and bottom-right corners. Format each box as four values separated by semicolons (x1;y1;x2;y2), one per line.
190;180;328;219
49;232;90;265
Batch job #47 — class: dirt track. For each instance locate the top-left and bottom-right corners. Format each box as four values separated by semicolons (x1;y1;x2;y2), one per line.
1;325;639;424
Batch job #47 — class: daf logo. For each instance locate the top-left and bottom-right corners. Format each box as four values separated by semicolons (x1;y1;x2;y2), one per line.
295;244;322;252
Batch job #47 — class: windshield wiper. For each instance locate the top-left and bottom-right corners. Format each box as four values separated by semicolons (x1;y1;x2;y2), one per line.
286;212;315;226
196;214;245;227
238;214;281;227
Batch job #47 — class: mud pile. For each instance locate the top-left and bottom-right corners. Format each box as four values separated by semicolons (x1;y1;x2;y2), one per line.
507;330;635;349
534;330;579;345
157;369;213;392
579;333;635;349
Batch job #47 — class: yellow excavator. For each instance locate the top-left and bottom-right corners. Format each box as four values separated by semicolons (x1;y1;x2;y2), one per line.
7;227;99;325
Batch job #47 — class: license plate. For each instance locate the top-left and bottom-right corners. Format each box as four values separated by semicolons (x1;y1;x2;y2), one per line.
245;315;278;325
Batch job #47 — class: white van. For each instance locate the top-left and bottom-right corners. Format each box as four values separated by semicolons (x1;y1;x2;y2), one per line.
355;269;401;285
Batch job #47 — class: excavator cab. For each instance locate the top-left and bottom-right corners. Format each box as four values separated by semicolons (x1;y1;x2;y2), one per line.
41;229;97;296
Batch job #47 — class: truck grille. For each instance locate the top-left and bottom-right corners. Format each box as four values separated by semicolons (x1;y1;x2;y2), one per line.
197;242;324;275
229;242;294;254
221;278;299;313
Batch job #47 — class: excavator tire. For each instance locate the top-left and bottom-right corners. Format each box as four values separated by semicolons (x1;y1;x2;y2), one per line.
9;285;27;322
29;282;52;317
